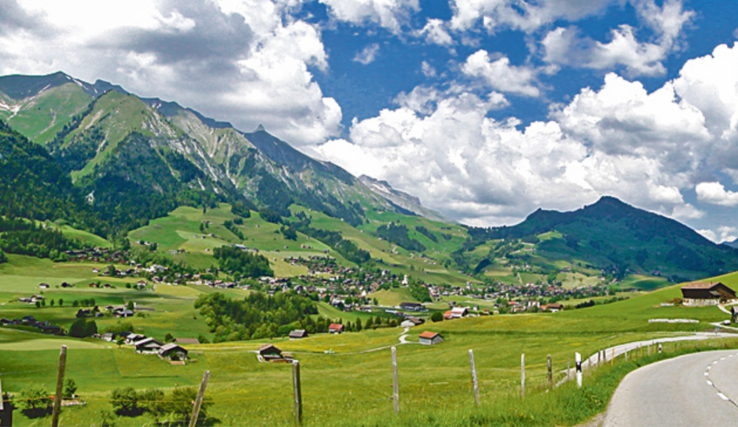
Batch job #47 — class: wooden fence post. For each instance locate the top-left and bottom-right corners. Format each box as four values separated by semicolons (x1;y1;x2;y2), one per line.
392;347;399;413
611;348;615;365
547;354;553;389
567;361;571;382
292;361;303;426
51;345;67;427
520;353;525;399
189;370;210;427
469;350;480;406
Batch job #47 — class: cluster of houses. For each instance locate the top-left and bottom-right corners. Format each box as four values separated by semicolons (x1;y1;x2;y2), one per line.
0;315;61;334
64;247;129;264
98;332;195;361
76;304;137;319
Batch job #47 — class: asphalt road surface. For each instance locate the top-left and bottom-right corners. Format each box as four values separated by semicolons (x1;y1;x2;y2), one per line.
604;349;738;426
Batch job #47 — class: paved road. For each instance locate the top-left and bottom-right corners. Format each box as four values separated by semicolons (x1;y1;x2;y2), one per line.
604;350;738;426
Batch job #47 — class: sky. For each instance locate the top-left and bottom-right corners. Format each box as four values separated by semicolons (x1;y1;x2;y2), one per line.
3;0;738;241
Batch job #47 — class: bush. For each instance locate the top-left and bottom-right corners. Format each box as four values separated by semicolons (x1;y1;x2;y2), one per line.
430;311;444;322
19;386;52;418
110;387;143;416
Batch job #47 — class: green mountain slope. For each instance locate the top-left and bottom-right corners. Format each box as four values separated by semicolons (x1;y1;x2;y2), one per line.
467;196;738;282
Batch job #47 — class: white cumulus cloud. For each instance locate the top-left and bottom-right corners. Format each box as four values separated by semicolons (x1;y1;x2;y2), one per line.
353;43;380;65
461;50;540;97
318;0;419;34
0;0;341;145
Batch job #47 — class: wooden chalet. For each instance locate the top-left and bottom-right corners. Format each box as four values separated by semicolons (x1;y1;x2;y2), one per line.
329;324;344;334
134;337;163;354
258;344;283;361
681;282;737;306
418;331;444;345
159;343;188;360
289;329;308;339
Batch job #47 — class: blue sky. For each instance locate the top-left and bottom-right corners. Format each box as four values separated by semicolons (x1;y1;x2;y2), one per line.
2;0;738;241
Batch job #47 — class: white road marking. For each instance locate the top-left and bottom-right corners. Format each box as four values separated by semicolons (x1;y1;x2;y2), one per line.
713;361;718;365
705;372;710;376
718;392;729;401
707;380;713;386
721;357;726;361
707;366;712;370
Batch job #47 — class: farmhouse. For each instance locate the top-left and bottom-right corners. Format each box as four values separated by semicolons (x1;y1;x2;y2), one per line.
541;303;564;312
418;331;443;345
681;282;737;306
329;324;344;334
134;338;163;353
258;344;283;361
450;307;468;318
289;329;308;339
159;343;188;360
399;302;424;312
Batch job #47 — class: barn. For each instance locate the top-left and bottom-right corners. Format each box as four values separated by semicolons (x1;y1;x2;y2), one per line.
418;331;444;345
681;281;737;306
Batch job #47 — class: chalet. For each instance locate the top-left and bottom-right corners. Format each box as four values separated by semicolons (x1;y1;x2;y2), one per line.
408;317;425;326
450;307;468;319
329;324;344;334
418;331;444;345
135;338;163;354
174;338;200;345
443;310;453;320
289;330;308;339
542;303;563;312
126;333;146;345
159;343;188;360
399;302;424;312
681;282;737;306
258;344;283;361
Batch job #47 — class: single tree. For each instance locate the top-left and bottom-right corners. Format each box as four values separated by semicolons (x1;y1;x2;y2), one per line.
63;378;78;398
115;336;125;349
431;311;444;322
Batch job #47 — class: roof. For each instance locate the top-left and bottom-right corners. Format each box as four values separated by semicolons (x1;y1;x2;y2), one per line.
259;344;281;352
159;343;187;353
419;331;439;339
451;307;468;313
682;281;726;290
289;329;308;337
329;323;344;330
174;338;200;345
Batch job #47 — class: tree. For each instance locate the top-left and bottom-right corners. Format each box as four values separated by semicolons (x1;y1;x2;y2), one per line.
69;318;97;338
35;301;40;308
431;311;444;322
59;298;64;306
115;336;125;348
197;334;210;344
19;386;53;418
63;378;78;398
164;333;175;343
365;317;374;329
126;301;135;311
50;299;55;307
110;387;142;416
355;318;363;332
106;264;117;277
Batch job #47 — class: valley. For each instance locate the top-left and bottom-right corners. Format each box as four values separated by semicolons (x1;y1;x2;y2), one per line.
3;72;738;426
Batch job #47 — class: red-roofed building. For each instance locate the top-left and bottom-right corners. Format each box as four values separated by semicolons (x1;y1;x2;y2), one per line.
329;324;344;334
418;331;443;345
443;310;453;320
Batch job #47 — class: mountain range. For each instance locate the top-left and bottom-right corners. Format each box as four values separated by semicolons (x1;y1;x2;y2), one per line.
0;72;405;232
1;71;738;285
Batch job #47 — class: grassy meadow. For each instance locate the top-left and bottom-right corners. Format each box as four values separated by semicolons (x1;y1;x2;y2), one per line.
0;261;736;426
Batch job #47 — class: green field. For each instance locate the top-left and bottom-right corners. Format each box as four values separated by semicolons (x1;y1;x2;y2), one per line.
1;262;736;426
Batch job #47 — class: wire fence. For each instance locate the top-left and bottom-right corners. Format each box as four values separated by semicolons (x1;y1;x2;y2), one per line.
4;337;738;425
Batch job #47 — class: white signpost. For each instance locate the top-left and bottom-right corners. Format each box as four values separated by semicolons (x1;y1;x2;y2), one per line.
575;352;583;388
